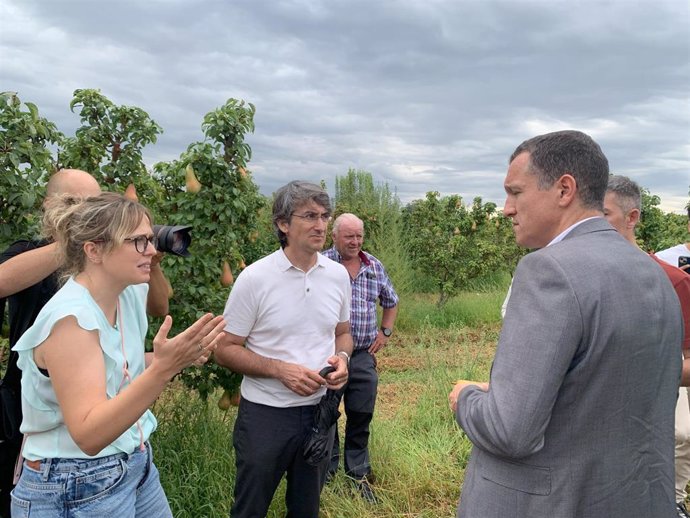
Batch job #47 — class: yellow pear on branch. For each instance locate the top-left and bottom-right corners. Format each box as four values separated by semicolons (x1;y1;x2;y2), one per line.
185;164;202;193
220;260;234;287
218;389;232;410
124;183;138;202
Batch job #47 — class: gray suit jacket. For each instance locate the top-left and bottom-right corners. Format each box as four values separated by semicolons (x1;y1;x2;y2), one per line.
456;218;682;518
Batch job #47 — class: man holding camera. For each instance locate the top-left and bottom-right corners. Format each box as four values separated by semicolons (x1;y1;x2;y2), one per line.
215;180;353;518
0;169;171;517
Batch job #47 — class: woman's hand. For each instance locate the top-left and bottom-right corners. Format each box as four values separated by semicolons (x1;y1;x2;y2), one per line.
151;313;226;380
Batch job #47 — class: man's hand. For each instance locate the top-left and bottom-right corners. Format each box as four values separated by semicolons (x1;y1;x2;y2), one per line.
151;250;164;267
323;354;349;390
448;379;489;413
278;364;329;397
368;330;389;354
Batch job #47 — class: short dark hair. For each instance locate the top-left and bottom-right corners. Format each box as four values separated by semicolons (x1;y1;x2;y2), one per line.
510;130;609;210
607;174;641;213
272;180;331;248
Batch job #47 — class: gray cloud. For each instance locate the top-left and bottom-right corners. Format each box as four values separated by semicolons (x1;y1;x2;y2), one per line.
1;0;688;211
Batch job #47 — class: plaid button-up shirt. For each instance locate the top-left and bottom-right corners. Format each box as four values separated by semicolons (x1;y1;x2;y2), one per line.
322;248;398;350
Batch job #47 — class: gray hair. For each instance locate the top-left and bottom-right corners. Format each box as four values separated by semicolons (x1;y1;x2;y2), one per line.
510;130;609;210
332;213;363;237
272;180;331;248
607;174;641;213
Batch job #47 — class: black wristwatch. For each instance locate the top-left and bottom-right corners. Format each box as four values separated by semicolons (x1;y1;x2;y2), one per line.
381;327;393;337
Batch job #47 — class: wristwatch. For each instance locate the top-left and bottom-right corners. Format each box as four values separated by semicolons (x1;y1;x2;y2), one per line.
381;327;393;337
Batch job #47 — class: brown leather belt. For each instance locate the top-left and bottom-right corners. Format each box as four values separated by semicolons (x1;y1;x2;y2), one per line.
25;459;42;471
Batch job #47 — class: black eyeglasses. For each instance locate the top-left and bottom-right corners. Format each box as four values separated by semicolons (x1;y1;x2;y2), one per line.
124;235;158;254
291;212;332;223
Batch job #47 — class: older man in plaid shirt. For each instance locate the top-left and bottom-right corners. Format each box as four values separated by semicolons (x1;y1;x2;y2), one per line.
322;213;398;503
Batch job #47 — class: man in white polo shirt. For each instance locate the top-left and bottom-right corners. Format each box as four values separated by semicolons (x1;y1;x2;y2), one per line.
215;180;353;518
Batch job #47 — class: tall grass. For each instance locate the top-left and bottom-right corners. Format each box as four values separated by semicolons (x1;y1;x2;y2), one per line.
150;391;236;517
152;290;501;517
395;290;508;332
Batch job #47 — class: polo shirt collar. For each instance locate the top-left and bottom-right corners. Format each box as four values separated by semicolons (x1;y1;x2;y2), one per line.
276;247;327;272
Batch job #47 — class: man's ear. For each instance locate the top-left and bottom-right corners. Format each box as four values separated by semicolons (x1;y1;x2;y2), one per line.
627;208;641;229
277;219;290;235
83;241;103;264
556;174;577;207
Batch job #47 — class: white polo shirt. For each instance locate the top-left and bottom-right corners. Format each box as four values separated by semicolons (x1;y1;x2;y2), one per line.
222;248;351;407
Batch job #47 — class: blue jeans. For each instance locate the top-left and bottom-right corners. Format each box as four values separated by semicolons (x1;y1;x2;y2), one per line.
10;442;172;518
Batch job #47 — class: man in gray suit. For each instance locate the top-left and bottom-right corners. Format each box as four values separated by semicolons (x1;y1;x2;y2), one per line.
448;130;683;517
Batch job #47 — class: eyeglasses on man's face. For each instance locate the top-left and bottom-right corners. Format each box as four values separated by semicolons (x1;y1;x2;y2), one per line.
124;235;158;254
291;211;332;223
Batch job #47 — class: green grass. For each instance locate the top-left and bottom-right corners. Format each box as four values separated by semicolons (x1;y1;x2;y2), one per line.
392;270;511;332
152;288;501;517
394;291;505;331
150;391;236;517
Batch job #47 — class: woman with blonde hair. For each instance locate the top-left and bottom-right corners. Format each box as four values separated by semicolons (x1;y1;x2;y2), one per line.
10;192;225;517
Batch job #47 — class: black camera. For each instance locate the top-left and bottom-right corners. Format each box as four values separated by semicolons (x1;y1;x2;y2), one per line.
153;225;192;257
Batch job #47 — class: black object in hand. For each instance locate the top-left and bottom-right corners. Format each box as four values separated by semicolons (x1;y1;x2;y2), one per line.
319;366;336;378
303;380;341;466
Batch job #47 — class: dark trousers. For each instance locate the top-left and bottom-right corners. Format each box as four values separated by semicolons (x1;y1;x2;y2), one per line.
230;398;334;518
329;349;378;479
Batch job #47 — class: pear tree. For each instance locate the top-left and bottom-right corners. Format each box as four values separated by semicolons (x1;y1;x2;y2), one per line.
403;191;521;307
0;92;63;246
153;99;268;402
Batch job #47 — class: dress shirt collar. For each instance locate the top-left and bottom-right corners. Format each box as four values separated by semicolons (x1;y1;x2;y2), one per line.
547;216;603;247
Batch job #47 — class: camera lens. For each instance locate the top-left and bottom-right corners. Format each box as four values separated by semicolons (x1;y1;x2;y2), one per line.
152;225;192;257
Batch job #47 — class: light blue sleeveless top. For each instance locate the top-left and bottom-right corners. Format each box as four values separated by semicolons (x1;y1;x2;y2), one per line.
13;277;157;460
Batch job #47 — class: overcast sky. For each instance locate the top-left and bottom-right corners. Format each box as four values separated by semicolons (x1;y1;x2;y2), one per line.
1;0;689;212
